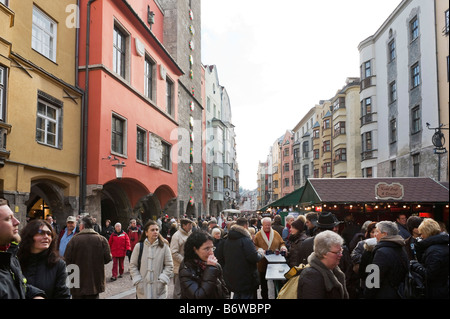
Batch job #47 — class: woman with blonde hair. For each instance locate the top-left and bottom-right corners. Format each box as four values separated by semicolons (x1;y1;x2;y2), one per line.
414;218;449;299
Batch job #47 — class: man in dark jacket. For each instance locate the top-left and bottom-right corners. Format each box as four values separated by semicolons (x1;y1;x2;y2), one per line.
0;198;45;299
217;217;263;299
64;215;112;299
363;221;408;299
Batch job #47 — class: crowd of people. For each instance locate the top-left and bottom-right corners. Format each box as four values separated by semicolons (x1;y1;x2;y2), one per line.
1;196;448;300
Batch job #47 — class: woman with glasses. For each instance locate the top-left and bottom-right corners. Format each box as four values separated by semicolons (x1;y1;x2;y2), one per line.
179;231;229;299
17;219;70;299
297;230;348;299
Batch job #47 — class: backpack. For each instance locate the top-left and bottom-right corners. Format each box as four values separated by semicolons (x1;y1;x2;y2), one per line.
277;264;309;299
397;260;426;299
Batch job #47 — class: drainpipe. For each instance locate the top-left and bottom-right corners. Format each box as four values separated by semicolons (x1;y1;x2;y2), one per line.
80;0;97;215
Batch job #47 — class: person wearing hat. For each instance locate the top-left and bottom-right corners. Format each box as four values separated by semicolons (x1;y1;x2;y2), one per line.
58;216;78;257
297;212;341;265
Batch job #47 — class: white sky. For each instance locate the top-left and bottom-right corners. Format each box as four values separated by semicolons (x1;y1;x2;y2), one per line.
201;0;402;190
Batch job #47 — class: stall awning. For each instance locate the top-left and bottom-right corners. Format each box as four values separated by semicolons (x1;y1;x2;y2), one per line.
299;177;449;205
260;186;305;211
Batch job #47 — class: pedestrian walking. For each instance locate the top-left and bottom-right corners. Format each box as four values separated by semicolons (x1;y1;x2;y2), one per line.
64;215;112;299
297;230;348;299
0;198;45;299
101;219;114;240
17;219;70;299
217;217;262;299
363;221;409;299
253;217;287;299
413;218;449;299
108;222;131;281
127;219;142;261
170;218;192;299
179;231;229;299
58;216;77;257
129;220;173;299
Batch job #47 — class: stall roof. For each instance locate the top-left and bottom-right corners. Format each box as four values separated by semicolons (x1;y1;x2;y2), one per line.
260;186;305;211
299;177;449;205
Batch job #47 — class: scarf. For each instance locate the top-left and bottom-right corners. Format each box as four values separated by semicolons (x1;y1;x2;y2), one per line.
307;253;349;299
261;227;274;249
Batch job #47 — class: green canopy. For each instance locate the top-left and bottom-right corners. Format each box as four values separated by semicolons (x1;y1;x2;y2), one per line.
260;186;305;211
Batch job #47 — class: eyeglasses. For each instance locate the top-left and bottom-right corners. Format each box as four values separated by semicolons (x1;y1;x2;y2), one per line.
328;249;343;256
37;229;52;236
203;246;216;252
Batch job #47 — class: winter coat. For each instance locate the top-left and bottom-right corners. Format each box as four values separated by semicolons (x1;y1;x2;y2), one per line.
0;243;46;299
21;251;70;299
129;238;174;299
108;231;131;257
179;259;229;299
64;228;112;297
127;226;141;252
170;227;191;274
218;225;262;293
286;231;307;267
414;233;449;299
254;227;286;273
297;253;348;299
363;235;408;299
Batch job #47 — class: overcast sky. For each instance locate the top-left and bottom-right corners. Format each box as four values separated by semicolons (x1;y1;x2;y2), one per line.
201;0;402;190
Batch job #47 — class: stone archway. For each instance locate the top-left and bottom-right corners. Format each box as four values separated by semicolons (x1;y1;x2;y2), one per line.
26;179;76;226
101;182;132;228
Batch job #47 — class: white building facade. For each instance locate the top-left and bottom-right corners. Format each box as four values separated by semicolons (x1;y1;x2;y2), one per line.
358;0;445;180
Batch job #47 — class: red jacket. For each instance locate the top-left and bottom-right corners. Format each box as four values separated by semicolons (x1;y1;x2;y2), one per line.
108;231;131;257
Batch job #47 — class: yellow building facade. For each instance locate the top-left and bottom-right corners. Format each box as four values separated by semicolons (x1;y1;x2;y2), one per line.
0;0;83;225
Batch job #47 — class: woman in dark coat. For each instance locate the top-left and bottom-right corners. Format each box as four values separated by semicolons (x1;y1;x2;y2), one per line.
179;231;229;299
414;218;449;299
297;230;348;299
17;219;70;299
286;218;307;267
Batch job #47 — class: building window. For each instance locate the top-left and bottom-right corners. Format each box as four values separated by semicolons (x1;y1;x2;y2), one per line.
363;167;373;178
333;121;345;137
323;118;330;130
32;6;57;62
412;154;420;177
0;66;6;121
390;119;397;143
362;132;372;151
302;165;309;183
364;61;371;78
313;129;320;139
322;140;331;153
313;149;319;159
144;56;155;100
389;81;397;103
391;160;396;177
410;16;419;41
136;127;147;163
161;141;171;171
284;178;289;187
445;10;449;35
113;25;127;78
302;141;309;158
411;63;420;89
334;148;346;163
284;163;289;172
111;114;126;155
313;169;319;178
166;78;173;116
322;162;331;175
389;40;396;62
361;97;373;125
36;97;60;148
411;106;421;134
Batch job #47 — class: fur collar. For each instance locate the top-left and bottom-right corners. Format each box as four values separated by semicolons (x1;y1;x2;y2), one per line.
229;225;251;238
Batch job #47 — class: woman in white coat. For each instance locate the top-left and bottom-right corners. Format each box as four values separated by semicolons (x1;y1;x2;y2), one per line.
130;220;174;299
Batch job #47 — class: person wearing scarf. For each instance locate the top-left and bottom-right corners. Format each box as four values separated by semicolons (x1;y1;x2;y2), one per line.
297;230;349;299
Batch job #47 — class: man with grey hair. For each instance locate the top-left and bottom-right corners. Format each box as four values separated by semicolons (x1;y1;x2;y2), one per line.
282;215;295;241
363;220;408;299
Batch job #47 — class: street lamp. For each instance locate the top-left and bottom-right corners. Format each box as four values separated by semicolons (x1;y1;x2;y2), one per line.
426;123;448;181
103;155;126;179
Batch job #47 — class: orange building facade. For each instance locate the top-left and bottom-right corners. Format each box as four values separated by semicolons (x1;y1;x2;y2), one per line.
78;0;183;225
